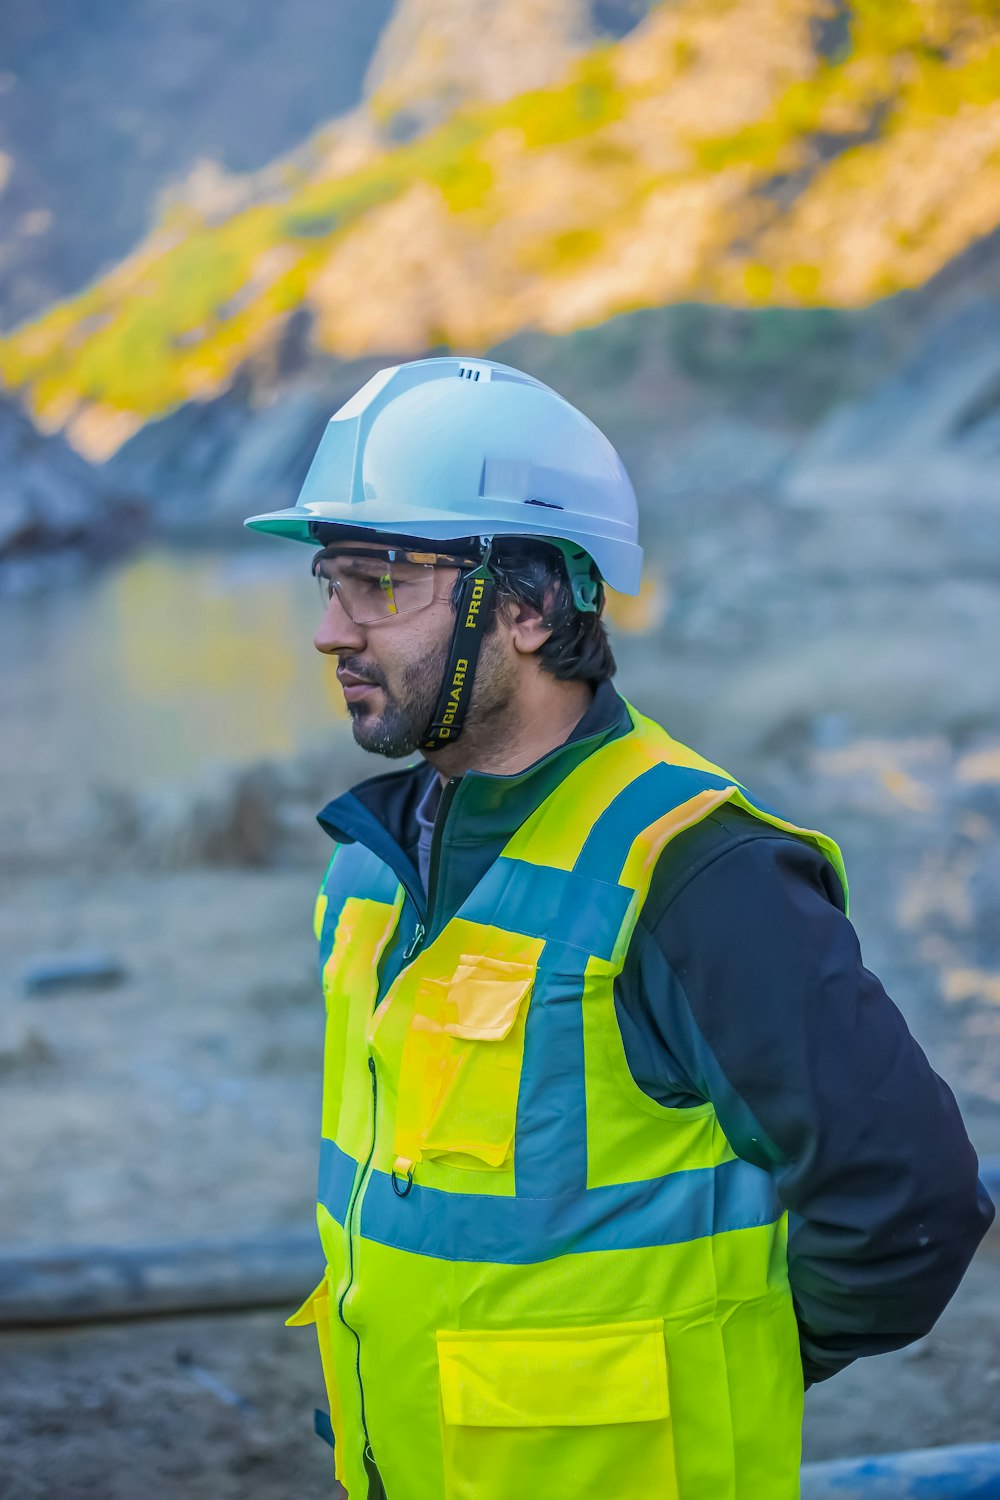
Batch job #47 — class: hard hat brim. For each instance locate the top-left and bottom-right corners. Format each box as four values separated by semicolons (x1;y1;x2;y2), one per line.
244;504;643;595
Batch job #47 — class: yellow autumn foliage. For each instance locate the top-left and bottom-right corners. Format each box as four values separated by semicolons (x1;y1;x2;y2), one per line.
0;0;997;457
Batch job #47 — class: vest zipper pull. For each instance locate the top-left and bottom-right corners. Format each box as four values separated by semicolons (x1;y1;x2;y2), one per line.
404;922;425;961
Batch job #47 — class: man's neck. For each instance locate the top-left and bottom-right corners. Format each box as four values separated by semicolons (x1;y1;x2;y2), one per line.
422;677;594;781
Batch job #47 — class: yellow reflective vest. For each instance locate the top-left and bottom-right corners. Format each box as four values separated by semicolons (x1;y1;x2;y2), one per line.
290;703;847;1500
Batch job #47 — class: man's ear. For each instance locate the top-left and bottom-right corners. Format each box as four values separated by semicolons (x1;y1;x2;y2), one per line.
505;588;556;657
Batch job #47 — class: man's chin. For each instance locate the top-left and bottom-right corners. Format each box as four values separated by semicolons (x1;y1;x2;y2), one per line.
348;705;421;759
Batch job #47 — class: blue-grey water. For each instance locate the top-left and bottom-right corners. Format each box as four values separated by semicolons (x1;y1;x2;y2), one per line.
2;546;351;799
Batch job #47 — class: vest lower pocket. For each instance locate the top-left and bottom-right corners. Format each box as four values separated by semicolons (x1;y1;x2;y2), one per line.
388;956;534;1171
436;1322;678;1500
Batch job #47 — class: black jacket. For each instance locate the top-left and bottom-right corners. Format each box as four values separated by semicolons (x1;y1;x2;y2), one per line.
317;682;994;1385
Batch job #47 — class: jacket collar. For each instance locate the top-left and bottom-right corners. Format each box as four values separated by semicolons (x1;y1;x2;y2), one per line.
316;680;630;892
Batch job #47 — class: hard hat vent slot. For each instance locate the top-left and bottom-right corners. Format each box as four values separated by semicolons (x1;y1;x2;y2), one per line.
458;366;482;381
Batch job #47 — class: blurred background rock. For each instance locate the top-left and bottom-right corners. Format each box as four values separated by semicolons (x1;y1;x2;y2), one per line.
0;2;998;1496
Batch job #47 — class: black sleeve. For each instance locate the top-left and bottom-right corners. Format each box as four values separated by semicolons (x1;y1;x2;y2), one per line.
615;810;995;1385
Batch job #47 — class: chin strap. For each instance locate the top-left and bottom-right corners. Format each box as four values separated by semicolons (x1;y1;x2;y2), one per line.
420;545;496;752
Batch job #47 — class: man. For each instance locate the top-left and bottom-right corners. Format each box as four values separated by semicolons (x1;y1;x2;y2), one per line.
246;356;992;1500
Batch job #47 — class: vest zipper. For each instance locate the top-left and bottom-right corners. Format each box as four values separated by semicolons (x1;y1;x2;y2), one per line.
334;782;458;1474
403;921;425;961
337;1053;378;1462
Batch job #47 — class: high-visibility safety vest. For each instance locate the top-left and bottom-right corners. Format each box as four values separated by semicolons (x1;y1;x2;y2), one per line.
289;704;847;1500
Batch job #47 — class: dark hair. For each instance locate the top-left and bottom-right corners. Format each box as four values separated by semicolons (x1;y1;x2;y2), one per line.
484;537;617;684
312;522;616;682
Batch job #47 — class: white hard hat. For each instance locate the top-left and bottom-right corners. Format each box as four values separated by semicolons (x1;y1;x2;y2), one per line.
244;355;642;595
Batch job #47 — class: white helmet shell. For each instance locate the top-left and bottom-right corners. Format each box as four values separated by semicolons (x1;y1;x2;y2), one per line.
244;355;642;594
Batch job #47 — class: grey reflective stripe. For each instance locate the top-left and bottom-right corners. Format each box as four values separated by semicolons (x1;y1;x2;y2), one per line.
455;854;632;1200
338;1151;782;1264
323;843;401;910
575;761;750;882
313;1408;336;1450
318;1136;357;1226
457;855;632;962
514;959;590;1198
318;843;402;980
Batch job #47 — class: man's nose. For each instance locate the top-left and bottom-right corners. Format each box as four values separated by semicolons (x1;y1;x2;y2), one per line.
314;589;366;655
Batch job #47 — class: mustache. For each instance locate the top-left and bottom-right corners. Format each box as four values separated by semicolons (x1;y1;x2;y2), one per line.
338;656;388;689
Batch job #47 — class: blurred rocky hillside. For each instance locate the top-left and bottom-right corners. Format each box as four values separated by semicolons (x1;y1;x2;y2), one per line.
1;0;998;456
0;0;652;332
0;0;394;330
0;395;144;583
0;0;996;571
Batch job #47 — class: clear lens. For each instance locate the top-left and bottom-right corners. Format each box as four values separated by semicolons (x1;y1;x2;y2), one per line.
313;549;439;623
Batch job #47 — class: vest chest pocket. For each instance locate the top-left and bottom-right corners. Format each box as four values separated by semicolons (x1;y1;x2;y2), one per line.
387;954;534;1172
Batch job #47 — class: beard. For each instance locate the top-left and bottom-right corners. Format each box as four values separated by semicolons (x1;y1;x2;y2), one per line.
342;624;515;760
341;639;450;757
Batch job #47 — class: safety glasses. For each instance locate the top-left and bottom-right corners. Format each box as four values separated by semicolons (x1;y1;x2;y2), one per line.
312;545;481;624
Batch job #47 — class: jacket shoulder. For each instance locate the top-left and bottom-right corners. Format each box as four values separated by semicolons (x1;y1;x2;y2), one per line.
641;802;846;922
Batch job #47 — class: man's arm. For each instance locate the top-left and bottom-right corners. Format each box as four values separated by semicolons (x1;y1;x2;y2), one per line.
616;807;995;1385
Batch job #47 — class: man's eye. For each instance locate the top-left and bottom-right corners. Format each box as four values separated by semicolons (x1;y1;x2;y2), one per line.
337;570;379;587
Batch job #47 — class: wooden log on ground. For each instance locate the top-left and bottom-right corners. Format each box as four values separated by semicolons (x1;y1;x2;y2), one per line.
0;1230;321;1328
